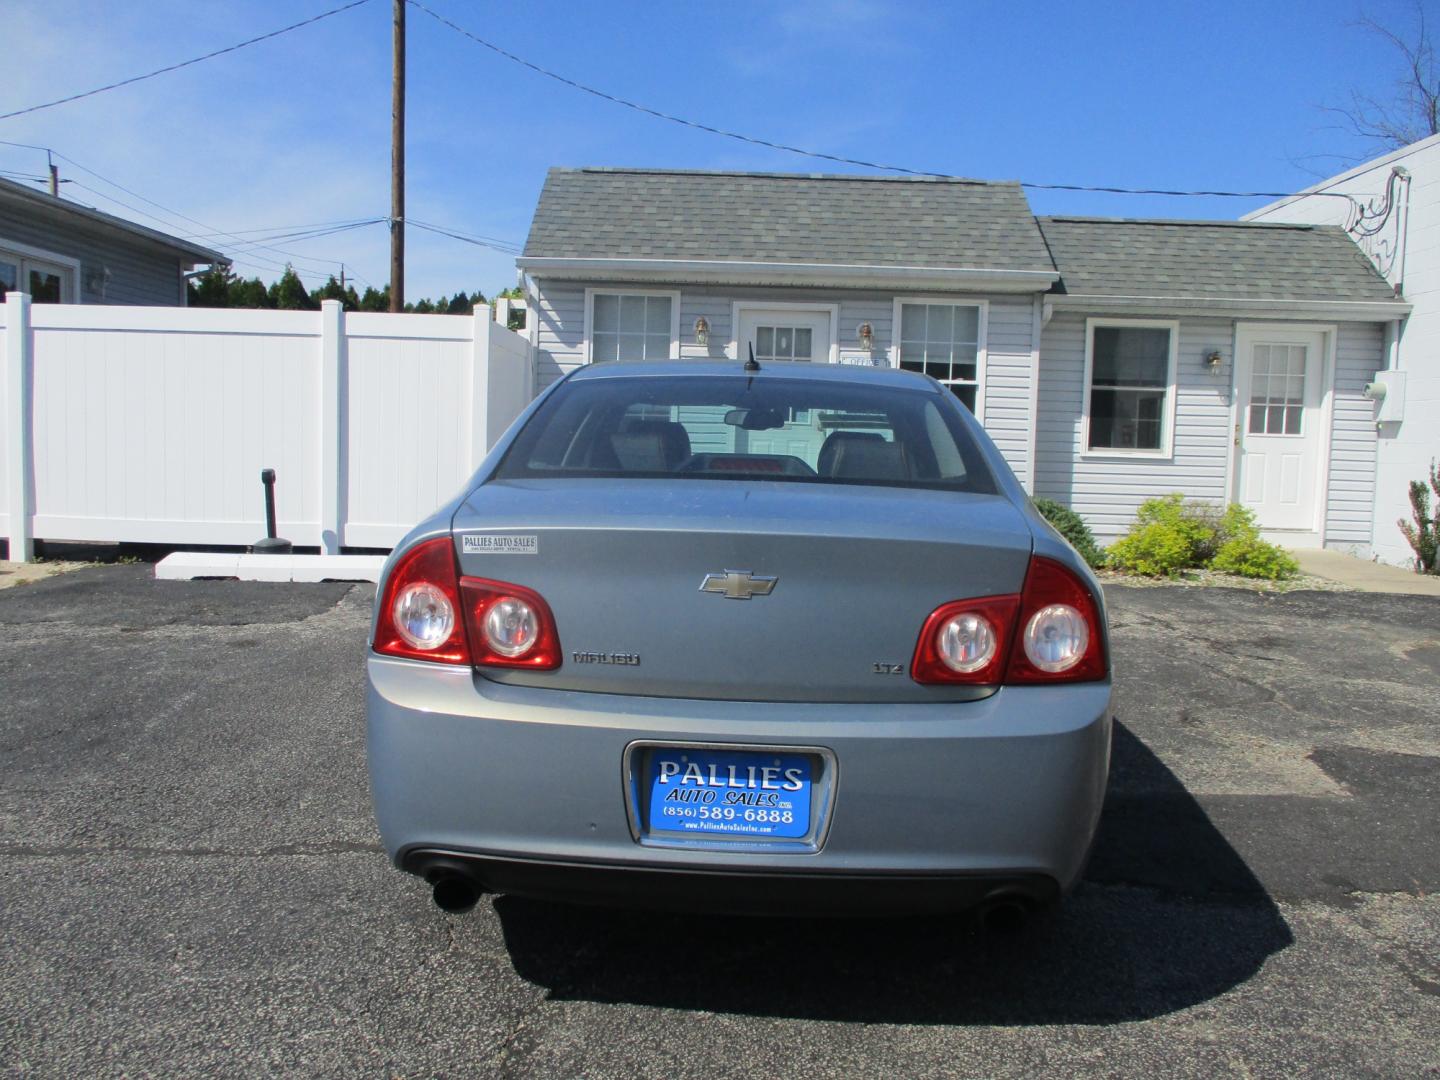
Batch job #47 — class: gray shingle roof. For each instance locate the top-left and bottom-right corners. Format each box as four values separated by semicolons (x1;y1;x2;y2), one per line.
1037;216;1399;304
524;168;1055;272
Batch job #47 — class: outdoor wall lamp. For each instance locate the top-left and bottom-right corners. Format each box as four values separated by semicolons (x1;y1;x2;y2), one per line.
693;316;709;346
1203;349;1223;372
858;322;875;351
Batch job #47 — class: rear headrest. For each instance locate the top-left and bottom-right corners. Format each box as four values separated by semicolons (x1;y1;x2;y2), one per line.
827;437;908;481
609;433;669;472
620;418;691;468
818;431;885;476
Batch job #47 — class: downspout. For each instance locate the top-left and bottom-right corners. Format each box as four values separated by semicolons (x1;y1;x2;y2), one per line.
1026;297;1041;495
522;271;539;402
1026;297;1053;497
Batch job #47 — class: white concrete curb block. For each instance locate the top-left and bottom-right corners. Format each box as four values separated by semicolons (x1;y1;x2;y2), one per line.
156;553;386;583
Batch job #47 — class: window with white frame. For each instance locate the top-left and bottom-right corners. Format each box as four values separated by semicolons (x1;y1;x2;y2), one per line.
896;302;982;411
589;292;675;362
1085;322;1176;453
0;241;77;304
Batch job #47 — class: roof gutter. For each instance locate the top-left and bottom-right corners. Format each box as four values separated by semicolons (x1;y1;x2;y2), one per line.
516;257;1060;294
1046;292;1411;322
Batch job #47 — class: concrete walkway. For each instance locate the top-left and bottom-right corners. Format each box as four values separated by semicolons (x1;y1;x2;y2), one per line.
1291;548;1440;595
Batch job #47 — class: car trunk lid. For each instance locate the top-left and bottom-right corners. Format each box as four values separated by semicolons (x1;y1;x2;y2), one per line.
452;478;1033;703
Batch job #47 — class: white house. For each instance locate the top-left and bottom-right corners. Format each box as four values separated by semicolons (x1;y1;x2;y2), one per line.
1246;135;1437;568
517;167;1408;550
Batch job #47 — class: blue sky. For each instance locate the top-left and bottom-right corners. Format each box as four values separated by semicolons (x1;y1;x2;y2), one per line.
3;0;1431;300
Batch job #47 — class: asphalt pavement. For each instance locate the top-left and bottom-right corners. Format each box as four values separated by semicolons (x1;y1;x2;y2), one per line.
1;566;1437;1077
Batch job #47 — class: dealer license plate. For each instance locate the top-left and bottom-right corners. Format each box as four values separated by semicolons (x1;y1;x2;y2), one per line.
645;747;812;839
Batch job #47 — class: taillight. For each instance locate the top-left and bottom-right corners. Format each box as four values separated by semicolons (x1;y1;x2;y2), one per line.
910;556;1105;686
374;536;470;664
910;596;1019;684
1004;556;1106;683
374;543;563;670
459;577;562;669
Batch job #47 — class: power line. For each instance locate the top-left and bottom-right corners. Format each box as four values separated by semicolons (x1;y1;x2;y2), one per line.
64;180;300;277
220;219;388;256
2;138;370;277
179;218;382;240
407;219;522;255
405;1;933;178
2;138;487;285
226;259;332;286
408;217;523;251
0;0;374;122
408;0;1358;206
61;178;378;283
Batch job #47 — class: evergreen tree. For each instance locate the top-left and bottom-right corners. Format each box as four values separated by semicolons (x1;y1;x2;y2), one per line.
358;286;389;312
268;266;316;310
188;273;503;315
189;265;236;307
229;277;273;308
312;275;361;311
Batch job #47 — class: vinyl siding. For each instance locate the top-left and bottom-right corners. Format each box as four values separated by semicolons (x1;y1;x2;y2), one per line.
0;205;186;306
528;280;1038;487
530;280;586;390
1326;321;1385;546
1035;313;1232;538
1037;312;1386;545
982;297;1035;490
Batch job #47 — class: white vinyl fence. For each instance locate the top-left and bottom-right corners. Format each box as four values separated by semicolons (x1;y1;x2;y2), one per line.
1;294;535;560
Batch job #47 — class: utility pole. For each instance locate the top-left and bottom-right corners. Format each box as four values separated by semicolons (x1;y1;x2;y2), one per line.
47;151;58;197
389;0;405;312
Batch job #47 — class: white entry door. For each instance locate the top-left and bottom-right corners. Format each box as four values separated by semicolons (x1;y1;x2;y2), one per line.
1235;328;1327;532
735;307;834;365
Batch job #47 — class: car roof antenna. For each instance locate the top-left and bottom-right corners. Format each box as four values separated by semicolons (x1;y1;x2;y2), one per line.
744;342;760;372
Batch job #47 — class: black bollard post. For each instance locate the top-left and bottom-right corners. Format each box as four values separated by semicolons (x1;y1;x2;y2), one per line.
251;468;293;555
262;468;278;539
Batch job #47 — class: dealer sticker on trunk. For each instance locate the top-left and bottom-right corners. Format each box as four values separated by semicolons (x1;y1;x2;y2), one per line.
461;534;538;555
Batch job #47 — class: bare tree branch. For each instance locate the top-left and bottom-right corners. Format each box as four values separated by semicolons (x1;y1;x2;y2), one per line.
1321;1;1439;152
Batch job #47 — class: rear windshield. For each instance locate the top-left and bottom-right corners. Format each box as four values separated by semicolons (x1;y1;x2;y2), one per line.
494;374;997;493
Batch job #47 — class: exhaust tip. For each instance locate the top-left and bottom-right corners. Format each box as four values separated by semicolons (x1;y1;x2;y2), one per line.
421;860;485;914
977;891;1036;934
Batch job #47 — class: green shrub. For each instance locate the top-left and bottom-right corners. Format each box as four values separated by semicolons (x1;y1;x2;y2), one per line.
1130;492;1232;562
1211;536;1300;580
1206;503;1296;578
1106;521;1194;577
1397;461;1439;574
1219;503;1261;544
1033;498;1106;569
1109;493;1215;574
1107;494;1297;580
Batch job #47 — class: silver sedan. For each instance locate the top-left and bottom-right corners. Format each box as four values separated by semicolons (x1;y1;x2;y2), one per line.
367;361;1111;924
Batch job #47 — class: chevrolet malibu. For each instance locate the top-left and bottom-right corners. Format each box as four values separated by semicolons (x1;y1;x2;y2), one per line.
367;361;1111;923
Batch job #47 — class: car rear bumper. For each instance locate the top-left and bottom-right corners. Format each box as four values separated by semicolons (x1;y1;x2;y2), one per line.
400;849;1060;916
367;655;1112;914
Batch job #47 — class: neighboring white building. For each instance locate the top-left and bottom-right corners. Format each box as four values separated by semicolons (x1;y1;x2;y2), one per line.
1247;135;1438;567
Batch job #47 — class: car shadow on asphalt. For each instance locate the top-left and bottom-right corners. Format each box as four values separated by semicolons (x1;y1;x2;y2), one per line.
492;721;1294;1025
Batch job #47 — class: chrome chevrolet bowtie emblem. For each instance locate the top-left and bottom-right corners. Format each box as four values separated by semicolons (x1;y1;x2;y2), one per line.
699;569;778;600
